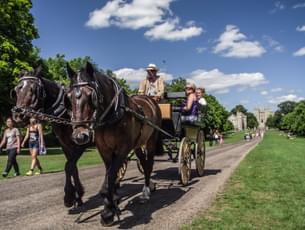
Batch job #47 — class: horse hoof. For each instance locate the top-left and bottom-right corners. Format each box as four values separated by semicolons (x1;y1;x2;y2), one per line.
64;200;74;208
100;210;115;226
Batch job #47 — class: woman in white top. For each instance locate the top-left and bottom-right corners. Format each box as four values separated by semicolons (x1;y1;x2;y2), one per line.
0;118;20;177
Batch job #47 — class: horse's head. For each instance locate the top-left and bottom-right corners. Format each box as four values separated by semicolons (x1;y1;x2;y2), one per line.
67;62;101;145
11;66;46;124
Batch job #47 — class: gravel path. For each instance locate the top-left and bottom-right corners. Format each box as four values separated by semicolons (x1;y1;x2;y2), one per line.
0;139;260;229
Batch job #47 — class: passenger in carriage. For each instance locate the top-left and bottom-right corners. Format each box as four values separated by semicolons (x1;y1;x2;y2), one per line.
138;63;164;102
181;82;198;123
196;87;207;106
196;87;208;119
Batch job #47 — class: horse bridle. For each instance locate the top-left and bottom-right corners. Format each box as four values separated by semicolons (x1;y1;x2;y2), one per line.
70;77;122;129
11;76;47;111
70;80;103;129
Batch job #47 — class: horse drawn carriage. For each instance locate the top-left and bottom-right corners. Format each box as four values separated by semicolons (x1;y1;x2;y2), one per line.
118;91;206;186
11;63;206;225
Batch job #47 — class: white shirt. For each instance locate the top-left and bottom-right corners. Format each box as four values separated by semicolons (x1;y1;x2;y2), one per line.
147;81;157;96
198;98;207;106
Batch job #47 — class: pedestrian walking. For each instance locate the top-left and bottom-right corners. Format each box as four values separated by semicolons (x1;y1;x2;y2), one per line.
0;118;21;177
21;117;44;176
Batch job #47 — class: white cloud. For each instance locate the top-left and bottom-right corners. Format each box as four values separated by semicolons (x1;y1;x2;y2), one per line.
186;68;267;94
261;90;268;95
292;2;305;9
86;0;203;41
196;47;207;54
213;25;266;58
144;18;203;41
293;47;305;56
114;67;267;94
270;1;285;13
269;94;304;104
86;0;172;29
271;87;282;92
296;25;305;32
263;35;284;52
113;67;173;88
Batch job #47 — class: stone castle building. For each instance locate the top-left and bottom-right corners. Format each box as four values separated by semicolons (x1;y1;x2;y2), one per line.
228;112;247;131
254;108;274;129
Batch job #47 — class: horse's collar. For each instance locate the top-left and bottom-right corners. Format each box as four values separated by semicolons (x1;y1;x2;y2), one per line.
95;78;126;128
45;85;67;118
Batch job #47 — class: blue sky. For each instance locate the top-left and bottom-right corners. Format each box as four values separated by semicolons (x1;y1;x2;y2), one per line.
31;0;305;111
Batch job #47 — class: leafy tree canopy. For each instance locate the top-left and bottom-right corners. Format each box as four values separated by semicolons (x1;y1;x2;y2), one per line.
246;112;258;129
277;101;297;115
231;104;247;115
0;0;38;120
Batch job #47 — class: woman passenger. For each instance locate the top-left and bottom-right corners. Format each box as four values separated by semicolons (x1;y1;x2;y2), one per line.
181;83;198;122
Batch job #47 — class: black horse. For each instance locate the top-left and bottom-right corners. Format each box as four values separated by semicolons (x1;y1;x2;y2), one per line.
11;66;89;208
66;62;162;226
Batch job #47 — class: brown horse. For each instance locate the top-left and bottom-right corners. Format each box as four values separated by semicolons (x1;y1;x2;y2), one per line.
11;66;89;208
66;62;162;226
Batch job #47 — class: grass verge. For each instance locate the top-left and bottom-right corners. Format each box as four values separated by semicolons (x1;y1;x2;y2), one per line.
0;148;102;179
183;130;305;229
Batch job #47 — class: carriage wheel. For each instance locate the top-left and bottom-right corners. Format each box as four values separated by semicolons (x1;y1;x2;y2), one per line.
136;159;144;174
178;137;192;186
195;130;206;177
116;160;128;183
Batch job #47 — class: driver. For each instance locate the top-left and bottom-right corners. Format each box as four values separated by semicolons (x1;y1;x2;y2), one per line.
138;64;164;102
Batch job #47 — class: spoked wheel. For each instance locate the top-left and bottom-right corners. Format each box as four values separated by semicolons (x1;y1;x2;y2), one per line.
178;137;192;186
116;160;128;183
195;130;206;177
136;159;144;174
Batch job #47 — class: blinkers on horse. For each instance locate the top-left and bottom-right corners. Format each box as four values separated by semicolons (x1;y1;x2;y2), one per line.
11;69;47;122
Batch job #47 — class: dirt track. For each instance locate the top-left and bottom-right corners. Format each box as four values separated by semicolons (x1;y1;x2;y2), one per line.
0;139;260;230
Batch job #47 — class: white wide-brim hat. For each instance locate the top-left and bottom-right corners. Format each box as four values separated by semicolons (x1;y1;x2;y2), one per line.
146;63;158;71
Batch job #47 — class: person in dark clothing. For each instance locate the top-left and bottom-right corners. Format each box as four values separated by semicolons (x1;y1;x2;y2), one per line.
0;118;21;177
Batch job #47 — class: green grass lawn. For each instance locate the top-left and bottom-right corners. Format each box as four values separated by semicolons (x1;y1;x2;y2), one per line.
223;131;246;145
183;130;305;229
0;148;102;179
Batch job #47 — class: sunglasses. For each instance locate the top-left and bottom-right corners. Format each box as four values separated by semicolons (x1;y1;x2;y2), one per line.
185;87;192;90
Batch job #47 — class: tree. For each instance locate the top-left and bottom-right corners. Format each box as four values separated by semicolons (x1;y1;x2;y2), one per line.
44;54;95;85
281;101;305;135
277;101;296;115
231;104;247;115
246;112;258;129
201;94;229;132
280;113;293;131
223;120;234;132
0;0;39;119
266;111;282;128
165;77;186;92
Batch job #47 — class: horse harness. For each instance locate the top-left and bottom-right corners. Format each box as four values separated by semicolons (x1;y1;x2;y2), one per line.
11;75;175;139
11;76;69;125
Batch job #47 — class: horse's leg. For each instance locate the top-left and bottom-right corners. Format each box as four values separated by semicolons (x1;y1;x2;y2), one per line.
70;150;85;207
100;150;127;226
64;156;76;208
99;164;110;197
63;148;85;208
135;140;156;202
